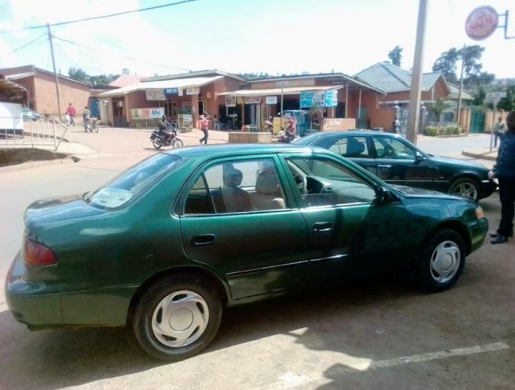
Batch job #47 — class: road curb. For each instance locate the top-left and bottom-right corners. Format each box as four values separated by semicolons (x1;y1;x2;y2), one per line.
461;150;497;161
0;156;78;173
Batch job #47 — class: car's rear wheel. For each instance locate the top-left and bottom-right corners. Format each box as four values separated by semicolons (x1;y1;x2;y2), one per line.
416;229;466;292
448;177;480;202
131;274;222;361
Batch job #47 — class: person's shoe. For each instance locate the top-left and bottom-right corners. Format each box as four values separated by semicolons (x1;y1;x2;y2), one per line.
199;140;202;144
489;232;514;238
490;235;508;244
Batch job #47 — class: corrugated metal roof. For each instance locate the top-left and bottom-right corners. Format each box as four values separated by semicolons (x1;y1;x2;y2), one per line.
99;76;223;97
5;72;36;80
447;83;474;101
355;62;448;93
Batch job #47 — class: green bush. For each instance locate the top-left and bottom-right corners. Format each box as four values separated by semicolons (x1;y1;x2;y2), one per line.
424;126;438;136
443;125;462;135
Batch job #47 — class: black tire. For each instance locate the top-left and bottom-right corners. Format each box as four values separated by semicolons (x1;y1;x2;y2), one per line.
416;229;466;293
131;274;222;361
448;177;481;202
152;140;163;150
173;138;184;148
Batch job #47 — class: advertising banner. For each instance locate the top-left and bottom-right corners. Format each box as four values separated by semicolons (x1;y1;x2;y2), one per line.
131;107;165;119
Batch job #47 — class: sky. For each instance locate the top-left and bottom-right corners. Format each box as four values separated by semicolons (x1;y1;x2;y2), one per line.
0;0;514;80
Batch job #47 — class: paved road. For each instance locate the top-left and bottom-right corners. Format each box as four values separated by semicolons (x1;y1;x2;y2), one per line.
1;129;513;389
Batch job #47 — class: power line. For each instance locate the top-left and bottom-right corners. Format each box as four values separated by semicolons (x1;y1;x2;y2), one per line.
12;33;47;52
0;0;195;33
53;35;193;72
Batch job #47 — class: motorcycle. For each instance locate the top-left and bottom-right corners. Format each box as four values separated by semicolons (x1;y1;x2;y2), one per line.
264;117;274;133
277;129;296;143
150;125;184;149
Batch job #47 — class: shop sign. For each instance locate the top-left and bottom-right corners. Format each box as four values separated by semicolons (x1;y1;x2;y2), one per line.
266;96;278;105
225;96;237;107
244;96;261;104
325;90;338;107
300;91;325;108
131;107;164;120
465;6;499;41
164;88;178;96
186;87;200;95
145;89;166;101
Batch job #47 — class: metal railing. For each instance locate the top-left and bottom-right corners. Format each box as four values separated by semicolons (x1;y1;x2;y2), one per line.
0;117;69;151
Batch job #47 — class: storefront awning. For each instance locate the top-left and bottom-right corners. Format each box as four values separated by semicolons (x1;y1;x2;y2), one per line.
219;85;343;97
99;75;223;97
0;78;28;103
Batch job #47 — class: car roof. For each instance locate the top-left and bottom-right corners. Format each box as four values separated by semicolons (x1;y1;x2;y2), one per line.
163;143;326;160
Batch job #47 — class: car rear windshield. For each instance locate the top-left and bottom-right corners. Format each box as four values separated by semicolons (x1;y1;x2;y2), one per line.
84;153;181;209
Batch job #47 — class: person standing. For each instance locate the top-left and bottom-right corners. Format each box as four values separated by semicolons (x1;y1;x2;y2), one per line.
83;106;91;132
493;116;505;148
66;103;76;126
199;114;209;144
489;111;515;244
391;116;400;134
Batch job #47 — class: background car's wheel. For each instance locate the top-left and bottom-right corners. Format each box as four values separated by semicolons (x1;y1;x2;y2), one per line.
416;229;466;293
152;140;163;150
173;138;184;148
448;177;480;202
131;274;222;361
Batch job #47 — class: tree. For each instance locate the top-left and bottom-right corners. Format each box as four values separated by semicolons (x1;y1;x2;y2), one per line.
432;48;460;84
388;46;403;67
68;67;88;82
429;98;452;126
497;85;515;111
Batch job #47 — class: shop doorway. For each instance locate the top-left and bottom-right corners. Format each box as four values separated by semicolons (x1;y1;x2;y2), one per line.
112;97;128;127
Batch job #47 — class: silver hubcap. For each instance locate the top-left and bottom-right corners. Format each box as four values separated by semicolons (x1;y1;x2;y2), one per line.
430;240;460;284
452;183;477;201
151;290;209;348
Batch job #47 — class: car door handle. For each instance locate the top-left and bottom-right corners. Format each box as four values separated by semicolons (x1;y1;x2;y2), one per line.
313;222;333;232
378;164;392;169
191;234;215;246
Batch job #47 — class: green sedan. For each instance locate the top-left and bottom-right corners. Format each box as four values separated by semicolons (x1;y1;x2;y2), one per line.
5;144;488;361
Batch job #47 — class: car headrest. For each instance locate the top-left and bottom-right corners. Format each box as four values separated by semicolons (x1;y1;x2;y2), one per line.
347;138;365;156
223;168;243;188
255;173;280;195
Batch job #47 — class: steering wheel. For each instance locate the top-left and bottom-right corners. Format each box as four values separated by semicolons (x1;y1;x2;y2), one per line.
384;145;397;159
294;174;308;194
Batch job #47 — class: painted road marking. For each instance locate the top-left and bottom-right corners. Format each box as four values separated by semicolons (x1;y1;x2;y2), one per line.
266;342;510;389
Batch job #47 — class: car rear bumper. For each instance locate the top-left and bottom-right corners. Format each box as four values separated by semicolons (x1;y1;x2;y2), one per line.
481;179;498;199
5;251;62;327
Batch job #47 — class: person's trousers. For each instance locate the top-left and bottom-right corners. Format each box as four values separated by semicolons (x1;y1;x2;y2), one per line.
200;129;209;144
70;116;75;126
497;176;515;236
494;132;500;147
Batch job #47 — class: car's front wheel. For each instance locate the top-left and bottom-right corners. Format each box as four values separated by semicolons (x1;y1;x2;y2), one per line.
448;177;480;202
416;229;466;292
131;274;222;361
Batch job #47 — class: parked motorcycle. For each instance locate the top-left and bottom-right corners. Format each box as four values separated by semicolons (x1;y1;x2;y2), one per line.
150;125;184;149
264;117;274;133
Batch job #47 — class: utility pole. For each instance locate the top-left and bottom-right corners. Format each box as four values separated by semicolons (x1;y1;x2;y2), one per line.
456;44;466;129
406;0;428;144
47;23;62;122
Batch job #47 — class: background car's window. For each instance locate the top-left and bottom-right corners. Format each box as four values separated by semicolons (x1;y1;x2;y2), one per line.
287;157;376;207
328;136;370;158
184;158;286;214
373;136;416;160
85;154;181;209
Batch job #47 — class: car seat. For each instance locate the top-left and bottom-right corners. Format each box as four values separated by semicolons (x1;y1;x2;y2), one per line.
250;172;286;211
345;138;365;157
221;167;251;212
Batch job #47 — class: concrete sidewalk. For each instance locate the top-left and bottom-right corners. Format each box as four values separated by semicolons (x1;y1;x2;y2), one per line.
462;147;498;161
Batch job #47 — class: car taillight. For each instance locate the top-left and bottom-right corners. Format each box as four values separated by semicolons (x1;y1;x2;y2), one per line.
24;239;58;266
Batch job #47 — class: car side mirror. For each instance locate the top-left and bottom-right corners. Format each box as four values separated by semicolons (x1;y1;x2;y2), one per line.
415;152;425;163
375;186;392;204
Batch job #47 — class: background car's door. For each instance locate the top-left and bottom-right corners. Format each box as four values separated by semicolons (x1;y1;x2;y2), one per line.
326;134;378;176
371;135;440;190
179;157;310;301
283;155;414;283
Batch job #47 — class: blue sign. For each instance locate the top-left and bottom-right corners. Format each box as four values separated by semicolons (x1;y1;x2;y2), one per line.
164;88;179;96
325;90;338;107
300;91;325;108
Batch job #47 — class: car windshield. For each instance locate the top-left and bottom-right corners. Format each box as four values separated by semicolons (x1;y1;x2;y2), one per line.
84;153;181;209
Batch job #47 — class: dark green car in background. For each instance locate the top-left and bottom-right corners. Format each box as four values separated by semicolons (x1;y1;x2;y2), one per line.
5;144;488;361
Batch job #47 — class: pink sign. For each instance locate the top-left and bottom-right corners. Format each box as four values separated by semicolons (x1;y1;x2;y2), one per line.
465;6;499;41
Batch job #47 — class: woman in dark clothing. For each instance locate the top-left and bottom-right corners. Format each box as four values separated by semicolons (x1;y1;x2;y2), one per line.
490;111;515;244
